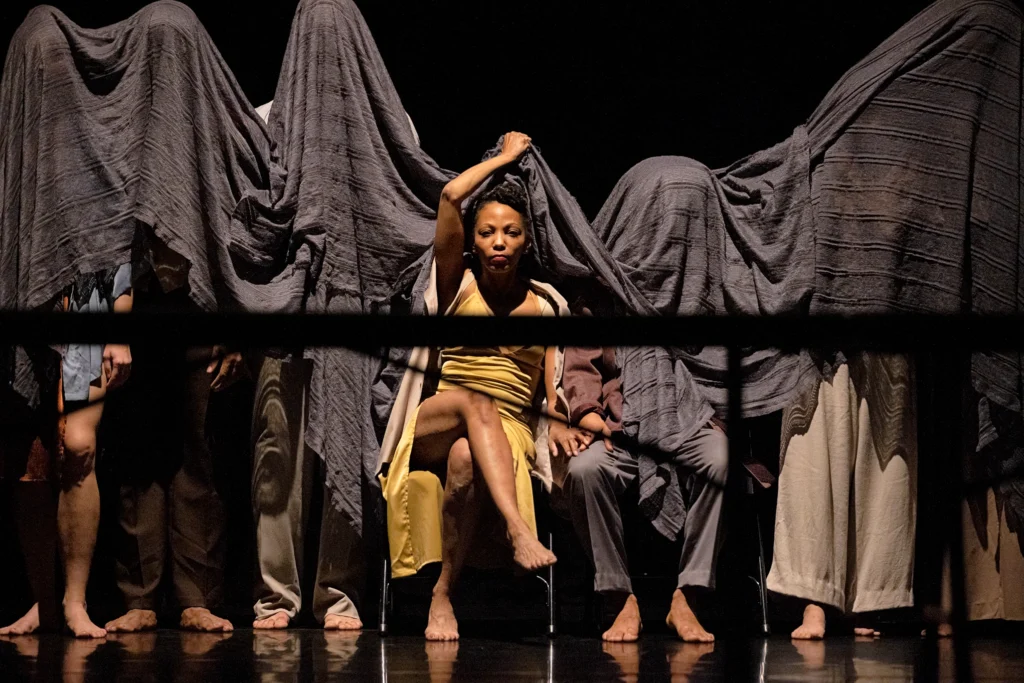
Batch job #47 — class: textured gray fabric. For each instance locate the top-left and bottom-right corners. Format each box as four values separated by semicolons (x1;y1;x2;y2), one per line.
230;0;713;533
0;1;308;408
3;0;1021;539
594;0;1023;469
230;0;454;532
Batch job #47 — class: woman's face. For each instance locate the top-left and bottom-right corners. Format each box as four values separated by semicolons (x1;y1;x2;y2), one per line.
472;202;529;276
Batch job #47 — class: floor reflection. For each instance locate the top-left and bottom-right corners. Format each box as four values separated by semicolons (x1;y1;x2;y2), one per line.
1;630;1023;682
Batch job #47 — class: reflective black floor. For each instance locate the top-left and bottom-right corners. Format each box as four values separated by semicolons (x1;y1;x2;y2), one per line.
1;630;1023;682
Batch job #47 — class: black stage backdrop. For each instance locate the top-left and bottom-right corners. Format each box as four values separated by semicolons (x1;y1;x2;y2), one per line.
0;0;935;630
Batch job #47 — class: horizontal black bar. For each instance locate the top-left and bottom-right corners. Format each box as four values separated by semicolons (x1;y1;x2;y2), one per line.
1;311;1022;350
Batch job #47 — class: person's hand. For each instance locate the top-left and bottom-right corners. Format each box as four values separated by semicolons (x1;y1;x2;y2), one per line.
548;419;591;458
578;412;614;452
500;131;531;162
208;346;247;392
102;344;132;389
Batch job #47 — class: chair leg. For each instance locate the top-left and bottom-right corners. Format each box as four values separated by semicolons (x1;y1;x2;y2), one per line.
547;530;557;638
379;556;390;636
754;508;770;635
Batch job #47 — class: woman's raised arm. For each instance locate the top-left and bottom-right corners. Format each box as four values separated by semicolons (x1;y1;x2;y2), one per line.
435;132;531;312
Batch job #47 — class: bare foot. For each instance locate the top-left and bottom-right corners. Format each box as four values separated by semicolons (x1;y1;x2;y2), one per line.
509;530;557;572
104;609;158;633
854;627;881;638
64;601;106;639
253;612;290;630
425;593;459;642
324;614;362;631
0;603;40;635
180;608;233;632
791;603;826;640
602;594;643;642
666;589;714;643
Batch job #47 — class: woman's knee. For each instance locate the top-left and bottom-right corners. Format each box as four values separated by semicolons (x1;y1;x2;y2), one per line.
446;438;474;490
453;389;499;423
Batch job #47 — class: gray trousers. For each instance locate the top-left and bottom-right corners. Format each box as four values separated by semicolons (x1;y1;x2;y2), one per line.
252;357;362;622
560;426;728;594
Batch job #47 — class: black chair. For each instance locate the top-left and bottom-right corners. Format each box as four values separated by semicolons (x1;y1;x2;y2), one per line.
379;474;556;637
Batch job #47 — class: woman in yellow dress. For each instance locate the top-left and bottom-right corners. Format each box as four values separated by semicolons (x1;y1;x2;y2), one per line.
380;132;588;641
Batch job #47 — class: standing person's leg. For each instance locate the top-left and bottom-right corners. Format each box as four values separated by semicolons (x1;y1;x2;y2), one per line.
667;426;728;643
104;478;166;632
172;346;231;632
0;406;58;636
59;382;108;638
425;438;483;641
253;356;309;629
768;366;856;639
559;441;640;642
847;353;917;635
315;495;364;631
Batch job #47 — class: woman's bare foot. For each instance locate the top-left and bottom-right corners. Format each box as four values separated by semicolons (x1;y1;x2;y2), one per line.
105;609;158;633
64;601;106;639
791;603;826;640
0;603;40;635
324;614;362;631
425;593;459;642
854;627;881;638
666;589;714;643
509;529;556;572
253;612;290;630
180;608;233;632
603;594;643;642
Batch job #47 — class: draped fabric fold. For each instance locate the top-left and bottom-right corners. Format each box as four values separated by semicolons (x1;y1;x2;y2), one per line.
2;0;1022;544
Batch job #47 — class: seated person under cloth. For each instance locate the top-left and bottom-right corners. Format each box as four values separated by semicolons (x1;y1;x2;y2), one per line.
379;132;568;642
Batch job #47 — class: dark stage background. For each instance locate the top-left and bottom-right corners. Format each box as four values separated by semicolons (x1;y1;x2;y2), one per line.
0;0;936;632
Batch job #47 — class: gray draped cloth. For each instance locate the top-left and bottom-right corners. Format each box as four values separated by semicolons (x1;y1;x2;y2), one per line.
1;1;309;406
592;0;1024;538
4;0;1022;542
226;0;715;535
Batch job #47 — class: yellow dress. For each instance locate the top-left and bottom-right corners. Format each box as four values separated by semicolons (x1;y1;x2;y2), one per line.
380;272;552;578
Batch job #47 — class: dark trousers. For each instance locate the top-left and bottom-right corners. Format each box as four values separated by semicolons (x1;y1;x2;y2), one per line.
114;345;226;610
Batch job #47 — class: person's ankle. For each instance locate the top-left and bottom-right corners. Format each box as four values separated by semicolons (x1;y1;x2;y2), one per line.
431;587;452;601
604;591;635;612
